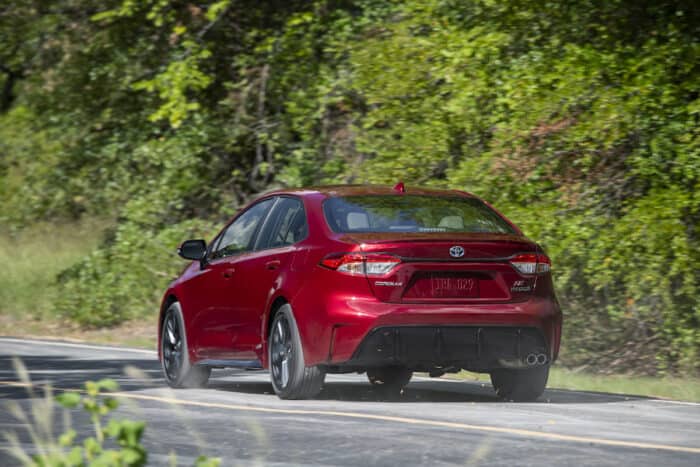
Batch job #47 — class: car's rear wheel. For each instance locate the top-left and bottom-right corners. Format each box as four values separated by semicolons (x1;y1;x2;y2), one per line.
269;304;325;399
490;365;549;401
367;366;413;395
161;302;210;388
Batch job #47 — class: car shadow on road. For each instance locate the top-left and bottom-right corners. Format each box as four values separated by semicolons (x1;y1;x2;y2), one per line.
0;355;651;405
208;371;648;404
0;355;162;400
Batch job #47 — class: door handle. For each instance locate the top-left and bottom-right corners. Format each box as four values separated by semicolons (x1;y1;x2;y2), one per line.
222;268;235;278
265;260;281;270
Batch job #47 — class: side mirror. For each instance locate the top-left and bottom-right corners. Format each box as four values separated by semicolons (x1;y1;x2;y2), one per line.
177;239;207;260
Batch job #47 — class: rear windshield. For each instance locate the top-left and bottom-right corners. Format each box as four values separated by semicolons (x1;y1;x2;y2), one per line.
323;195;516;234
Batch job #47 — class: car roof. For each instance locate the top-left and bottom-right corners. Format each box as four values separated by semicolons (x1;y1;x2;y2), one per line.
264;184;476;198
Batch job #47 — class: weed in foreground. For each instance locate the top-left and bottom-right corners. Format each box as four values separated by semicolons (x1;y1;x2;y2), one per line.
3;358;220;466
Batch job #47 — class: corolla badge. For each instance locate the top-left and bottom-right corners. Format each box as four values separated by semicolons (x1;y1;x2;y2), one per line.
449;245;465;258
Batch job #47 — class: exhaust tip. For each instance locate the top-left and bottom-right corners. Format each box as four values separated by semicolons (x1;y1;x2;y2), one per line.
537;353;548;365
525;353;538;366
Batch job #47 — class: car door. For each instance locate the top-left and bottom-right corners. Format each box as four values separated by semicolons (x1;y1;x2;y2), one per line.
228;196;309;363
191;197;276;361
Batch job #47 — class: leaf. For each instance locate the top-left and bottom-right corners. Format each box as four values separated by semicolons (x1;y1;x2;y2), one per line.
96;379;119;392
84;437;101;457
194;455;222;467
85;381;99;397
82;398;98;414
66;446;83;465
121;446;147;466
56;392;81;408
206;0;231;22
59;428;77;447
103;397;119;411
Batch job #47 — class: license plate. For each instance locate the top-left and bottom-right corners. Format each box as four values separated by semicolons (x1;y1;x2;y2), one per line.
430;275;479;298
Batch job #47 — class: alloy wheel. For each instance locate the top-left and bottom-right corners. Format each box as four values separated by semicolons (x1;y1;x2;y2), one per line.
270;316;293;389
162;312;183;381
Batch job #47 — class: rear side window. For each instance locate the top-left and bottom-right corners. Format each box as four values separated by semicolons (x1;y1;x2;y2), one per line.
323;195;516;234
257;197;308;249
211;198;275;259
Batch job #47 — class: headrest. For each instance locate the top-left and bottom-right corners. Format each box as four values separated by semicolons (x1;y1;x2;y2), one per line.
438;215;464;230
347;212;369;230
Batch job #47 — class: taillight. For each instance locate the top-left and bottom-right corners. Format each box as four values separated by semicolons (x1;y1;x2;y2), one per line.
510;253;551;275
319;253;401;276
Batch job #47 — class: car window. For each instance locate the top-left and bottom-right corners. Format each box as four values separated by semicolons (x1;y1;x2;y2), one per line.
258;197;307;250
323;195;515;234
211;198;275;259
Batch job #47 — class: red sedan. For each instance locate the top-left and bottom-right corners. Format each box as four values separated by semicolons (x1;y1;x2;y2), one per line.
158;184;562;401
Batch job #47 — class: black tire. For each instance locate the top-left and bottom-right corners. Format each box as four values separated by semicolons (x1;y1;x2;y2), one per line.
367;366;413;395
269;304;325;399
490;365;549;401
161;302;211;388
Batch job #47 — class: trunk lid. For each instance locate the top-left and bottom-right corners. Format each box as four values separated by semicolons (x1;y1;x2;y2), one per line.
338;233;538;303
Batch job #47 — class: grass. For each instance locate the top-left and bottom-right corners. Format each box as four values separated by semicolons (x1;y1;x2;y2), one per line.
547;367;700;402
448;367;700;402
0;218;157;349
0;219;108;318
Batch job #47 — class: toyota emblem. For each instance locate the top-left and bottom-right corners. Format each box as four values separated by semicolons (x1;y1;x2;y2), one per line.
449;246;465;258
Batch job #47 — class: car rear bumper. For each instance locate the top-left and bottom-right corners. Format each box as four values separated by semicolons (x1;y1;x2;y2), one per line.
319;297;562;371
334;325;548;372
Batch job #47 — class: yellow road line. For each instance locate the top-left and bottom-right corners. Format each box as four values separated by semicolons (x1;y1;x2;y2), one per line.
2;380;699;455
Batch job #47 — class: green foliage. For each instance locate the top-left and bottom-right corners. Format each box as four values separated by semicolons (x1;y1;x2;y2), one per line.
0;0;698;375
53;378;148;467
54;125;222;326
4;367;221;466
323;0;700;374
131;45;213;128
4;376;148;467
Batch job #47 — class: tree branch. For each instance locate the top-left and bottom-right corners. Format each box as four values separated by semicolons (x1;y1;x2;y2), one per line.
0;63;19;112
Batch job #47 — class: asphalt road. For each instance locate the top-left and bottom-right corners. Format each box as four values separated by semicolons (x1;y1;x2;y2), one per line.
1;338;699;466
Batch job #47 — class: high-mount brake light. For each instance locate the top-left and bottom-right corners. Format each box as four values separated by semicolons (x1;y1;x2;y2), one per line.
319;253;401;276
510;253;551;275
